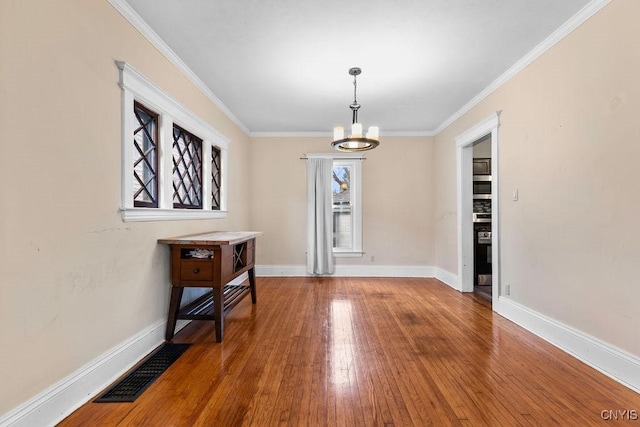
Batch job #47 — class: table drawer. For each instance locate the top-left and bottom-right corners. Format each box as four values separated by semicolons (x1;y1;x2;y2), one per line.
180;260;213;281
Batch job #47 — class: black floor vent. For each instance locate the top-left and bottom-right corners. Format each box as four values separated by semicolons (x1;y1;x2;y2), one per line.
94;343;191;403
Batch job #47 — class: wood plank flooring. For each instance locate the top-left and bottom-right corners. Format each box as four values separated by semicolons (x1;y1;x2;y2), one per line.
60;277;640;426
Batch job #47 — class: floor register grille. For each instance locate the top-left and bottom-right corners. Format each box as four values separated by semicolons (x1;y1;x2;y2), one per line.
94;343;191;403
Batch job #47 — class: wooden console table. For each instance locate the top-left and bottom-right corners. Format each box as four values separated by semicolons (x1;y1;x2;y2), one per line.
158;231;262;342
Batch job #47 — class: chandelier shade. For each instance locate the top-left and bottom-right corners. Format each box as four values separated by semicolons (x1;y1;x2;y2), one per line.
331;67;379;152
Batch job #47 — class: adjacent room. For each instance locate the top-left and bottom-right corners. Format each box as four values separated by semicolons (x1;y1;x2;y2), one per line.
2;0;639;425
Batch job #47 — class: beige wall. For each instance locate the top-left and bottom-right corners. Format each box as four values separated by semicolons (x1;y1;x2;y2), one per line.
250;136;436;267
0;0;251;413
434;0;640;355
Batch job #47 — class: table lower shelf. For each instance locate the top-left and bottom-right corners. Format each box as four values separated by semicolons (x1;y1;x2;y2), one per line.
177;284;251;320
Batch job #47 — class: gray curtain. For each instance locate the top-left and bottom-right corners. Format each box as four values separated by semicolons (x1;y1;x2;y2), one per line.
306;158;335;275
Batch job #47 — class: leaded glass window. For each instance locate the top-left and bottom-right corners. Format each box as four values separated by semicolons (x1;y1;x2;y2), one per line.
119;62;230;221
211;146;221;210
172;125;203;209
133;102;158;207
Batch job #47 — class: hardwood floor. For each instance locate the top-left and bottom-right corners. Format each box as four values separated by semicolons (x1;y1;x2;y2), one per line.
60;277;640;426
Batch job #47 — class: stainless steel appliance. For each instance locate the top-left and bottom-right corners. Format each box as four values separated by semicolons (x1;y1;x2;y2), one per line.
473;158;491;175
473;212;491;223
473;175;491;195
472;163;492;300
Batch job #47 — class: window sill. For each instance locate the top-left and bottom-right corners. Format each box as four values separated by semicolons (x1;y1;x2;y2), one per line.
333;251;364;258
121;208;228;222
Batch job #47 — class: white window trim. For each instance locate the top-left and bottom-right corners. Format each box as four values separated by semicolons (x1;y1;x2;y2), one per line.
306;152;364;258
117;61;229;221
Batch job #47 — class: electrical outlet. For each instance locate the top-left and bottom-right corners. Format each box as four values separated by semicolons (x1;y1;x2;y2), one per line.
505;284;511;295
512;189;519;201
370;255;375;262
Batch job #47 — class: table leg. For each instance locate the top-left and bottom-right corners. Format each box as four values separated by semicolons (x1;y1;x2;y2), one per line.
166;286;183;340
248;267;257;304
213;285;224;342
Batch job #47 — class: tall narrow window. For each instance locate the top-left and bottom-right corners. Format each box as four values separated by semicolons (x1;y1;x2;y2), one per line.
132;102;158;207
172;125;203;209
332;164;352;249
211;146;221;210
331;158;362;255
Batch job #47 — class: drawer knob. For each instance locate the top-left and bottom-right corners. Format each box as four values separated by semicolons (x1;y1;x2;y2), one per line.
193;268;200;273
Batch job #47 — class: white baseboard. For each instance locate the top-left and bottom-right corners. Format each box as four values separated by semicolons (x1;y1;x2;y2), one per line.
255;264;308;276
434;267;460;290
0;318;191;427
255;264;461;288
495;297;640;393
256;264;435;277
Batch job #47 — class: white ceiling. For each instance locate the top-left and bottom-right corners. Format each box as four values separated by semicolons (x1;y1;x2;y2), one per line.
121;0;591;135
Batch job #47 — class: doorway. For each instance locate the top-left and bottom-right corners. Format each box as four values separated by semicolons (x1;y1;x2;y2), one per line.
455;112;500;308
472;136;492;300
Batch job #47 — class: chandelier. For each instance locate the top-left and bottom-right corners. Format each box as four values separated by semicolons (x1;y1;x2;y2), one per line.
331;67;380;152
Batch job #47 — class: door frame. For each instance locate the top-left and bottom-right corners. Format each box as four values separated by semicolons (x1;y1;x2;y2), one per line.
455;112;501;306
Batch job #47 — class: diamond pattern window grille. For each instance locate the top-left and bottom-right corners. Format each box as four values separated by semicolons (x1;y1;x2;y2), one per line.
172;125;203;209
211;146;221;210
133;102;159;207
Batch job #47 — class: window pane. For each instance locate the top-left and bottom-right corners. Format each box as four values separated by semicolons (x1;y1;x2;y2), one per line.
172;125;203;209
211;146;221;210
132;102;158;207
332;165;352;249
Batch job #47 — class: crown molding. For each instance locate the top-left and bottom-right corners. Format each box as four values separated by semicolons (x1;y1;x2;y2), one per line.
250;131;331;138
383;130;437;137
249;130;436;138
433;0;611;135
108;0;251;136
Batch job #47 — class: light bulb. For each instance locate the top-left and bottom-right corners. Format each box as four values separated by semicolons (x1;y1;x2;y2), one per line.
351;123;362;138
